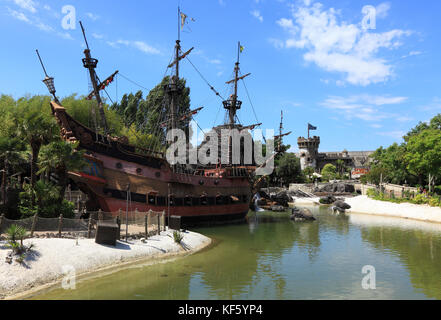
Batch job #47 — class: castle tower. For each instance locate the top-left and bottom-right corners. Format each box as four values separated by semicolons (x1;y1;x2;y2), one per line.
298;136;320;171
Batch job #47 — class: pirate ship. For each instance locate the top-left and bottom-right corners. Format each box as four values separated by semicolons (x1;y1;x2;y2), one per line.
37;14;281;226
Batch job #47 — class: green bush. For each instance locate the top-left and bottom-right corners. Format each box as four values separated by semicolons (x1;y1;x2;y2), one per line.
429;196;441;207
412;194;429;205
173;230;184;244
19;181;75;218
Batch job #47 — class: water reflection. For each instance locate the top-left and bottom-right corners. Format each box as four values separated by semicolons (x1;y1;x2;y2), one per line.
32;207;441;300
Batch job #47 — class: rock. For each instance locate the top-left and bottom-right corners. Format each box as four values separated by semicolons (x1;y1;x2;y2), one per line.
331;200;351;213
319;196;337;205
290;207;316;221
271;205;286;212
315;183;355;194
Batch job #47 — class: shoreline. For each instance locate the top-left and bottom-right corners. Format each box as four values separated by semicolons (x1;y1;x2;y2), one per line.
0;229;211;300
345;195;441;225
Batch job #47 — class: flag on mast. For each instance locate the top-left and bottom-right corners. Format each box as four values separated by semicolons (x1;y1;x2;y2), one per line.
308;123;317;131
180;12;195;30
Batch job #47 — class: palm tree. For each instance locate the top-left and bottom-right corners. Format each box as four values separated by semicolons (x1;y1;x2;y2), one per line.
0;137;28;205
37;141;86;202
336;159;346;177
16;107;57;206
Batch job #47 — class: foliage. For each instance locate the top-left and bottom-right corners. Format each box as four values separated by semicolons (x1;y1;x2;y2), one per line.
405;129;441;184
275;153;303;186
366;187;441;207
19;180;75;218
360;167;389;185
6;224;28;250
321;164;337;182
110;77;191;147
368;113;441;189
173;230;184;244
61;94;126;136
38;141;86;201
303;167;315;183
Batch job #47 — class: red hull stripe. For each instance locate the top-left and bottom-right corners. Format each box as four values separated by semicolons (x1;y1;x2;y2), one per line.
98;196;249;217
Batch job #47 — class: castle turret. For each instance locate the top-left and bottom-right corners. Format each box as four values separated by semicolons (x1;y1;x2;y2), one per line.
298;136;320;171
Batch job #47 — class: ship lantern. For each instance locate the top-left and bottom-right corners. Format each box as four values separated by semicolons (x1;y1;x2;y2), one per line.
42;76;56;96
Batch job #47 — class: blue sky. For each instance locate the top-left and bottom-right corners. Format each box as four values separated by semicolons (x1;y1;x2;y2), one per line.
1;0;441;152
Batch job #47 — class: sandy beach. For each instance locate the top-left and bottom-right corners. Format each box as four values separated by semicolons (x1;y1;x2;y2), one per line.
345;195;441;224
0;229;211;300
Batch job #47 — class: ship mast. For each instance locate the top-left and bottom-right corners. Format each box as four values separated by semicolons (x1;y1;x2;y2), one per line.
224;42;250;128
79;21;109;136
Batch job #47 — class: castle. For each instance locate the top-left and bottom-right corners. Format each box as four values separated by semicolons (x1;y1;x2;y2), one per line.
297;136;373;176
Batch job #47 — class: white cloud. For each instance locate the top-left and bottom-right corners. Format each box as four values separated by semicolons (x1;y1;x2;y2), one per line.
107;39;160;55
376;2;391;19
92;33;104;39
8;8;30;23
321;94;408;122
85;12;100;21
133;41;160;54
273;1;412;86
377;131;405;139
250;10;263;23
12;0;37;13
7;7;73;40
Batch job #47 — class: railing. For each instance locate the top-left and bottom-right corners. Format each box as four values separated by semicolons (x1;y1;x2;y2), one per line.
0;210;166;240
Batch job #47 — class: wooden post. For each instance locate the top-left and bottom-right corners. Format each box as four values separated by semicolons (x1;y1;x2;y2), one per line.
147;210;152;235
87;216;92;239
68;184;72;201
145;213;148;238
157;212;160;235
163;211;166;231
58;214;63;238
0;214;4;233
98;209;103;221
30;213;38;237
116;216;121;240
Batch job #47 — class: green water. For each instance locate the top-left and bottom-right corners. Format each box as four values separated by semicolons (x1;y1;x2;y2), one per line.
32;206;441;300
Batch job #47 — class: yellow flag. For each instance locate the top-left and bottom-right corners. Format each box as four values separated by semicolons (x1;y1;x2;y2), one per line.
240;45;245;53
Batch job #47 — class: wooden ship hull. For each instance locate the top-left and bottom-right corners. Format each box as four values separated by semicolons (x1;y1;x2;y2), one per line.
51;101;252;226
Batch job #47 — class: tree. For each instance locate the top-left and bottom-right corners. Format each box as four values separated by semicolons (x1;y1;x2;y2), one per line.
321;164;337;182
370;143;411;185
303;167;315;183
16;97;58;206
19;180;75;218
37;141;86;202
335;159;346;177
111;76;191;147
404;114;441;141
0;137;27;206
275;153;303;186
360;167;388;185
405;129;441;187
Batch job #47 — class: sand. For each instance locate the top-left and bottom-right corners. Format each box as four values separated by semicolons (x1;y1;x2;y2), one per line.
0;229;211;299
345;195;441;224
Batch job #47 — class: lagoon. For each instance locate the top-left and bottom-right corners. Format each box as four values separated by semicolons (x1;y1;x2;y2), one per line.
31;206;441;300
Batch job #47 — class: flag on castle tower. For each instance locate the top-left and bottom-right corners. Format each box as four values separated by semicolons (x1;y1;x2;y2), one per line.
308;123;317;131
